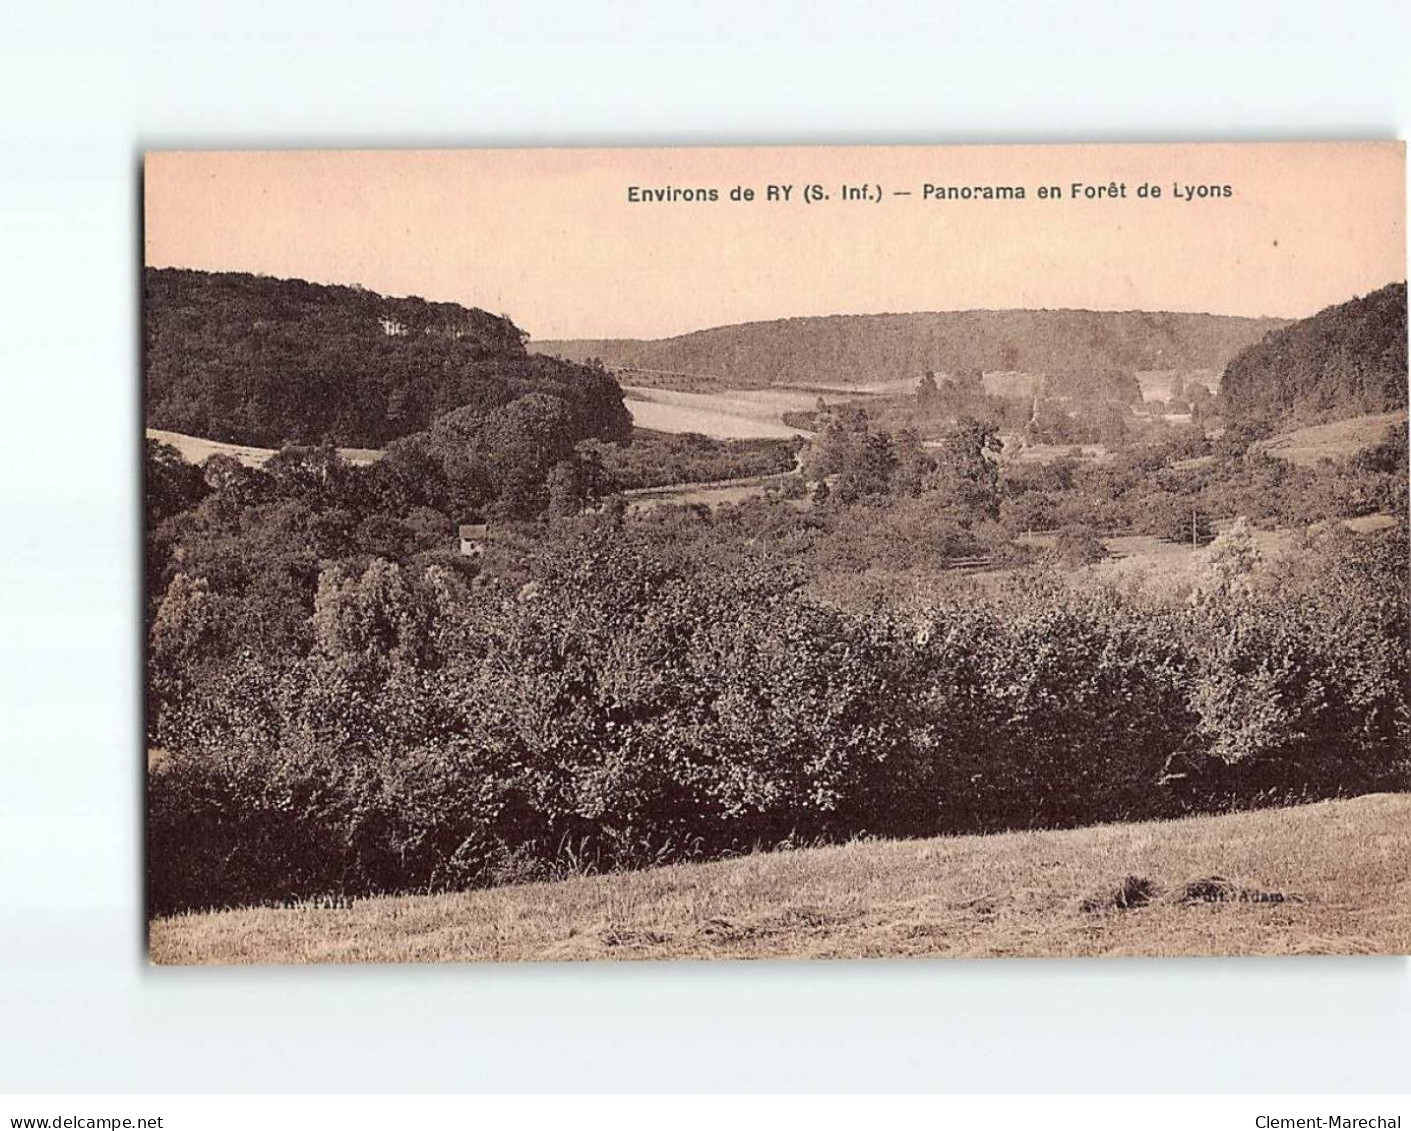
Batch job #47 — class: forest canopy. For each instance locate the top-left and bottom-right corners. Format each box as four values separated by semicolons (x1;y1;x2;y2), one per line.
1220;282;1408;426
144;267;632;449
533;308;1286;390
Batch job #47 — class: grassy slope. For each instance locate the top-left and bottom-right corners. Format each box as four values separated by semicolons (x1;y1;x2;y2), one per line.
1257;410;1407;467
150;794;1411;965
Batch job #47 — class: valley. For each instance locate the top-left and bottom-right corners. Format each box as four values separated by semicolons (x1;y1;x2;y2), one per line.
144;268;1409;959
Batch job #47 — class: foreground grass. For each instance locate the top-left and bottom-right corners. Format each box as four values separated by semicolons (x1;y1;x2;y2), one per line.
149;794;1411;965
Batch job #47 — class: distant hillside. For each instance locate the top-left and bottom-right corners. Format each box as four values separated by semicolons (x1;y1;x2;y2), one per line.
532;309;1287;393
1220;283;1408;426
145;268;630;449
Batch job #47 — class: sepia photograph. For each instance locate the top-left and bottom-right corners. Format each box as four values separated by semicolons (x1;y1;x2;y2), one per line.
141;142;1408;965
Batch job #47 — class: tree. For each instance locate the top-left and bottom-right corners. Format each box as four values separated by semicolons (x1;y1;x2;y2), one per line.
1214;415;1275;460
265;440;346;507
150;573;216;673
1145;494;1214;545
145;440;207;528
1204;515;1261;587
802;406;870;484
200;452;269;508
890;428;932;497
424;392;580;520
147;572;218;741
835;430;896;502
356;513;416;559
312;558;431;668
954;366;984;396
799;406;899;501
545;460;589;517
917;371;940;406
1049;525;1110;567
927;417;1002;519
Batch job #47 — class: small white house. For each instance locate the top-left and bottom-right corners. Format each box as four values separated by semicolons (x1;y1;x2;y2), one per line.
458;523;489;556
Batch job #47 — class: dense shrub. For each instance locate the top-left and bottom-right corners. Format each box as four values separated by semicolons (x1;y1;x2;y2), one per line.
1048;525;1110;566
582;429;799;491
149;523;1410;916
901;581;1192;830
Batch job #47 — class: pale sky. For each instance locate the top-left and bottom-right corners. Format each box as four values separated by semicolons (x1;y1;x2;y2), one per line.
145;143;1405;341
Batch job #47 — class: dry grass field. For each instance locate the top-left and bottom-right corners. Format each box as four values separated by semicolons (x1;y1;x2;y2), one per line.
149;793;1411;965
1090;525;1299;584
980;371;1040;399
774;376;919;397
1134;369;1221;404
1257;410;1407;467
980;516;1394;597
624;474;799;513
146;428;383;468
1001;437;1114;464
622;387;817;440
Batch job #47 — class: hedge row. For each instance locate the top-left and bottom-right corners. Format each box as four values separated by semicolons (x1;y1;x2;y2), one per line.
148;526;1409;915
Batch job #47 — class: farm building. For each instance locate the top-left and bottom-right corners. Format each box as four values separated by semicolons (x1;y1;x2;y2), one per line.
458;523;488;556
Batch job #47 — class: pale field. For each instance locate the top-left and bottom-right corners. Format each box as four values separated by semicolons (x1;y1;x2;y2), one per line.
981;371;1039;399
625;473;800;513
1001;437;1113;464
622;387;816;440
1070;527;1288;596
1016;515;1395;590
1134;369;1220;404
774;377;919;397
972;369;1220;404
149;794;1411;965
147;428;383;468
807;515;1399;610
1258;410;1408;467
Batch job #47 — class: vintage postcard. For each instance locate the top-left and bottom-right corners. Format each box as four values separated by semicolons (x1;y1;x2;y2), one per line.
143;142;1408;964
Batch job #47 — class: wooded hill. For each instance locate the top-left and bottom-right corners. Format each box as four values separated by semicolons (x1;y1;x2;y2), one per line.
1220;282;1408;426
144;268;632;449
532;308;1287;391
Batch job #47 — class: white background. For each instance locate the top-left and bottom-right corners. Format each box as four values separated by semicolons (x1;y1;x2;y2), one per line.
1;0;1408;1094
